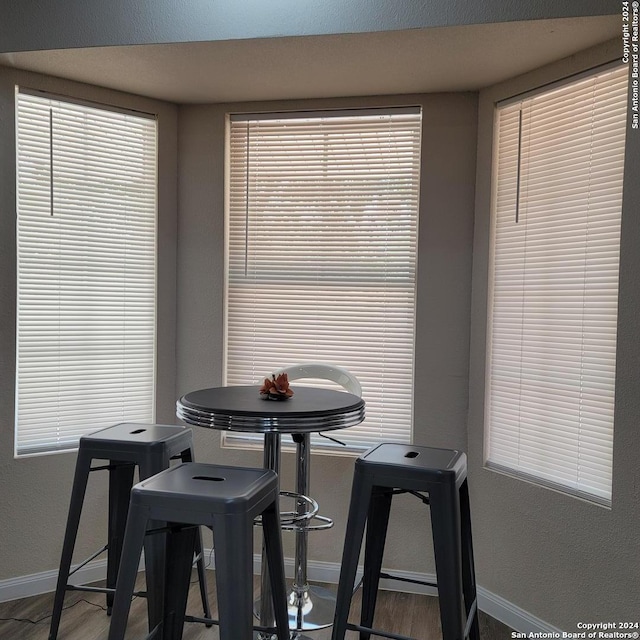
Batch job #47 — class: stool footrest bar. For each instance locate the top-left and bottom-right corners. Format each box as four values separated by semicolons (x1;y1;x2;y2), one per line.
144;523;199;537
67;544;109;577
387;489;430;506
406;490;430;505
143;621;161;640
89;462;135;473
464;598;478;638
66;584;147;598
184;613;282;635
184;615;219;626
378;572;438;589
346;622;418;640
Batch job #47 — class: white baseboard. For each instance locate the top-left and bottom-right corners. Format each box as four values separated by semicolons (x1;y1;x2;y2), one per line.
0;560;108;604
476;586;561;636
0;550;559;635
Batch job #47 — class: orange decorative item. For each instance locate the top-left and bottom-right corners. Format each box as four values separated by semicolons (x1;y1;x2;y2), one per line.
260;373;294;400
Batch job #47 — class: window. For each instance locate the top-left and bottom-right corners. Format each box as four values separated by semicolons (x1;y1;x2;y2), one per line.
15;90;157;456
225;108;421;451
485;65;628;504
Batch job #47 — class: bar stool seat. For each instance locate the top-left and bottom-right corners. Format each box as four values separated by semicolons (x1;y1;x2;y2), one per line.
48;423;211;640
332;443;479;640
107;462;290;640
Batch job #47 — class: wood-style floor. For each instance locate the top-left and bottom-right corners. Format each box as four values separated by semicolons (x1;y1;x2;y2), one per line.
0;572;514;639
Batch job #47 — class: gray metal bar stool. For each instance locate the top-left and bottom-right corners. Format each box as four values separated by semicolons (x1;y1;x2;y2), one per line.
107;462;290;640
332;443;479;640
48;423;211;640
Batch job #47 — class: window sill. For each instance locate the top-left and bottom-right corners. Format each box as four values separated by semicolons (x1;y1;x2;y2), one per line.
483;461;611;509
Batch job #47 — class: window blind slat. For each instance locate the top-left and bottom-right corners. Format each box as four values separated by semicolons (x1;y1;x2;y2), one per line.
225;110;421;451
15;91;158;457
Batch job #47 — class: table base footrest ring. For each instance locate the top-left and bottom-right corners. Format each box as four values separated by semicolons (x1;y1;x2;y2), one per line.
255;490;320;527
281;514;333;531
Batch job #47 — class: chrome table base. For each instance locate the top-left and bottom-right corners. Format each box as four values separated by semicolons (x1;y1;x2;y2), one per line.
287;582;337;631
255;580;337;634
256;433;338;636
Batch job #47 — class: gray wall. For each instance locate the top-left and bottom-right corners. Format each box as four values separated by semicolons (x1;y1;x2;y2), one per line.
176;93;478;566
468;39;640;628
0;66;178;580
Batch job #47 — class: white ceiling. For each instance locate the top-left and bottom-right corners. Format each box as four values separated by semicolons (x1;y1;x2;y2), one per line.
0;16;620;104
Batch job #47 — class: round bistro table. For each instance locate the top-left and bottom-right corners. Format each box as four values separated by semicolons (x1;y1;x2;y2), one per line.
177;385;365;639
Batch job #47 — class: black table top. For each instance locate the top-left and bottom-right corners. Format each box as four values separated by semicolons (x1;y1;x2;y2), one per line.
177;385;365;434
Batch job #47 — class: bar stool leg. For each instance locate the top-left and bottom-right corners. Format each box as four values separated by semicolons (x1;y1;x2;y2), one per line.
212;514;254;640
107;504;151;640
141;520;166;632
138;458;168;632
460;480;479;640
262;500;290;640
106;461;135;614
162;525;198;640
331;470;374;640
192;531;212;625
429;483;465;640
179;447;213;623
49;451;92;640
360;487;393;640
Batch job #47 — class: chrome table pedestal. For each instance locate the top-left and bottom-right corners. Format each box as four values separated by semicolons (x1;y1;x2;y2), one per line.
177;385;365;639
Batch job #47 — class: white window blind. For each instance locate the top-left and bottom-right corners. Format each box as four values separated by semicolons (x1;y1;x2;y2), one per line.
225;108;421;451
15;90;157;456
485;65;628;504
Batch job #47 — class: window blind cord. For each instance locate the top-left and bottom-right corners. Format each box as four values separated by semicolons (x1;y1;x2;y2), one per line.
515;108;522;224
49;108;54;217
576;81;598;485
244;120;250;277
515;105;529;472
